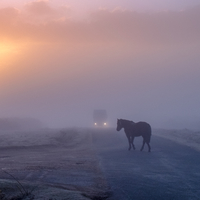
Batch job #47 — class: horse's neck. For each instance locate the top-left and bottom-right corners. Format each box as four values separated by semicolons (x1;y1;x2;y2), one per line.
123;120;134;127
122;120;134;133
123;123;132;130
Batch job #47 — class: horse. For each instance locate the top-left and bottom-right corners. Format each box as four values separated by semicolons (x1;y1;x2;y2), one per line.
116;119;151;152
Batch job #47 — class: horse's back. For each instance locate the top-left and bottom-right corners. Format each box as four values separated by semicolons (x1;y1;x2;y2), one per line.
132;121;151;137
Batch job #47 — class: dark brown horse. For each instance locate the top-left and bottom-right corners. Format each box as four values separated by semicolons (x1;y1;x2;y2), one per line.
116;119;151;152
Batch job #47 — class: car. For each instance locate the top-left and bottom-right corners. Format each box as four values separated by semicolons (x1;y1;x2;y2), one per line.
93;109;108;127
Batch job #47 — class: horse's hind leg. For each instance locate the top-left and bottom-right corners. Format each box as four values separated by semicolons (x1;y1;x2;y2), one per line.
147;142;151;152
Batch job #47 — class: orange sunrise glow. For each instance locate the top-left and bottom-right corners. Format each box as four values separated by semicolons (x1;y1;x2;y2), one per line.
0;0;200;128
0;42;23;65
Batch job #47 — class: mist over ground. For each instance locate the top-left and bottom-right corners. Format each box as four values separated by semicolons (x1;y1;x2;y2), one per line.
1;2;200;129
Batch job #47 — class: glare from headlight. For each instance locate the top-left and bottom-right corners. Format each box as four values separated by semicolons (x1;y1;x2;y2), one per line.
104;123;107;126
94;123;97;126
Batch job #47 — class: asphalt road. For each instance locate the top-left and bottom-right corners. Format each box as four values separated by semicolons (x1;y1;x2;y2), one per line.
92;128;200;200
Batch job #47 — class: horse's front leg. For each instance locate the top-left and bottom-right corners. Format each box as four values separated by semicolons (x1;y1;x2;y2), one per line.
126;136;132;150
131;136;135;150
140;138;145;151
125;132;132;150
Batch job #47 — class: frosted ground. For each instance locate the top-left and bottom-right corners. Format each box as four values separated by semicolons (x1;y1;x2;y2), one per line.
0;128;110;199
153;128;200;151
0;127;200;199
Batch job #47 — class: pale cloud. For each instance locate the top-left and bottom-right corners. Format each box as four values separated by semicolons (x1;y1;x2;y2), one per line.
21;0;72;24
0;6;20;16
24;0;55;15
0;7;21;40
1;4;199;46
0;7;20;22
111;7;128;13
59;5;71;13
89;6;200;47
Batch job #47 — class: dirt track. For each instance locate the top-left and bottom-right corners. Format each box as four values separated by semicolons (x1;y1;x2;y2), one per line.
0;128;111;200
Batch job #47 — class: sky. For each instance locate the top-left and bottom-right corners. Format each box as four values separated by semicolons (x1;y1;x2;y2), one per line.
0;0;200;129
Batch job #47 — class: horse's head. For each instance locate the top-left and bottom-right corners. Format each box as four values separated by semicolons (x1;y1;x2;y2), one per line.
116;119;123;131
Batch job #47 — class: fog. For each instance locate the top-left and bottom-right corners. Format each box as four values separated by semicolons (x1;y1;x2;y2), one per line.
1;3;200;129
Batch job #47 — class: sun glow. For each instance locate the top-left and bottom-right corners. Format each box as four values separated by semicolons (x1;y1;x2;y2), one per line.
0;42;23;67
0;42;19;53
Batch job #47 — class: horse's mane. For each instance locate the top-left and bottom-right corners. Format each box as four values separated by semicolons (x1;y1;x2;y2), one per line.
120;119;134;123
120;119;135;126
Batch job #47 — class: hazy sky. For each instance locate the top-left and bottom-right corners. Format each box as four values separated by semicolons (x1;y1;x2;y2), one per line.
1;0;200;10
1;0;200;128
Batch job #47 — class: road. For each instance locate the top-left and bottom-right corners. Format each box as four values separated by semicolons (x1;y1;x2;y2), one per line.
92;128;200;200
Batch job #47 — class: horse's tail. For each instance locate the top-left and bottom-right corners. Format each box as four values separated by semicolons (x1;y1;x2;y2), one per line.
146;124;152;143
